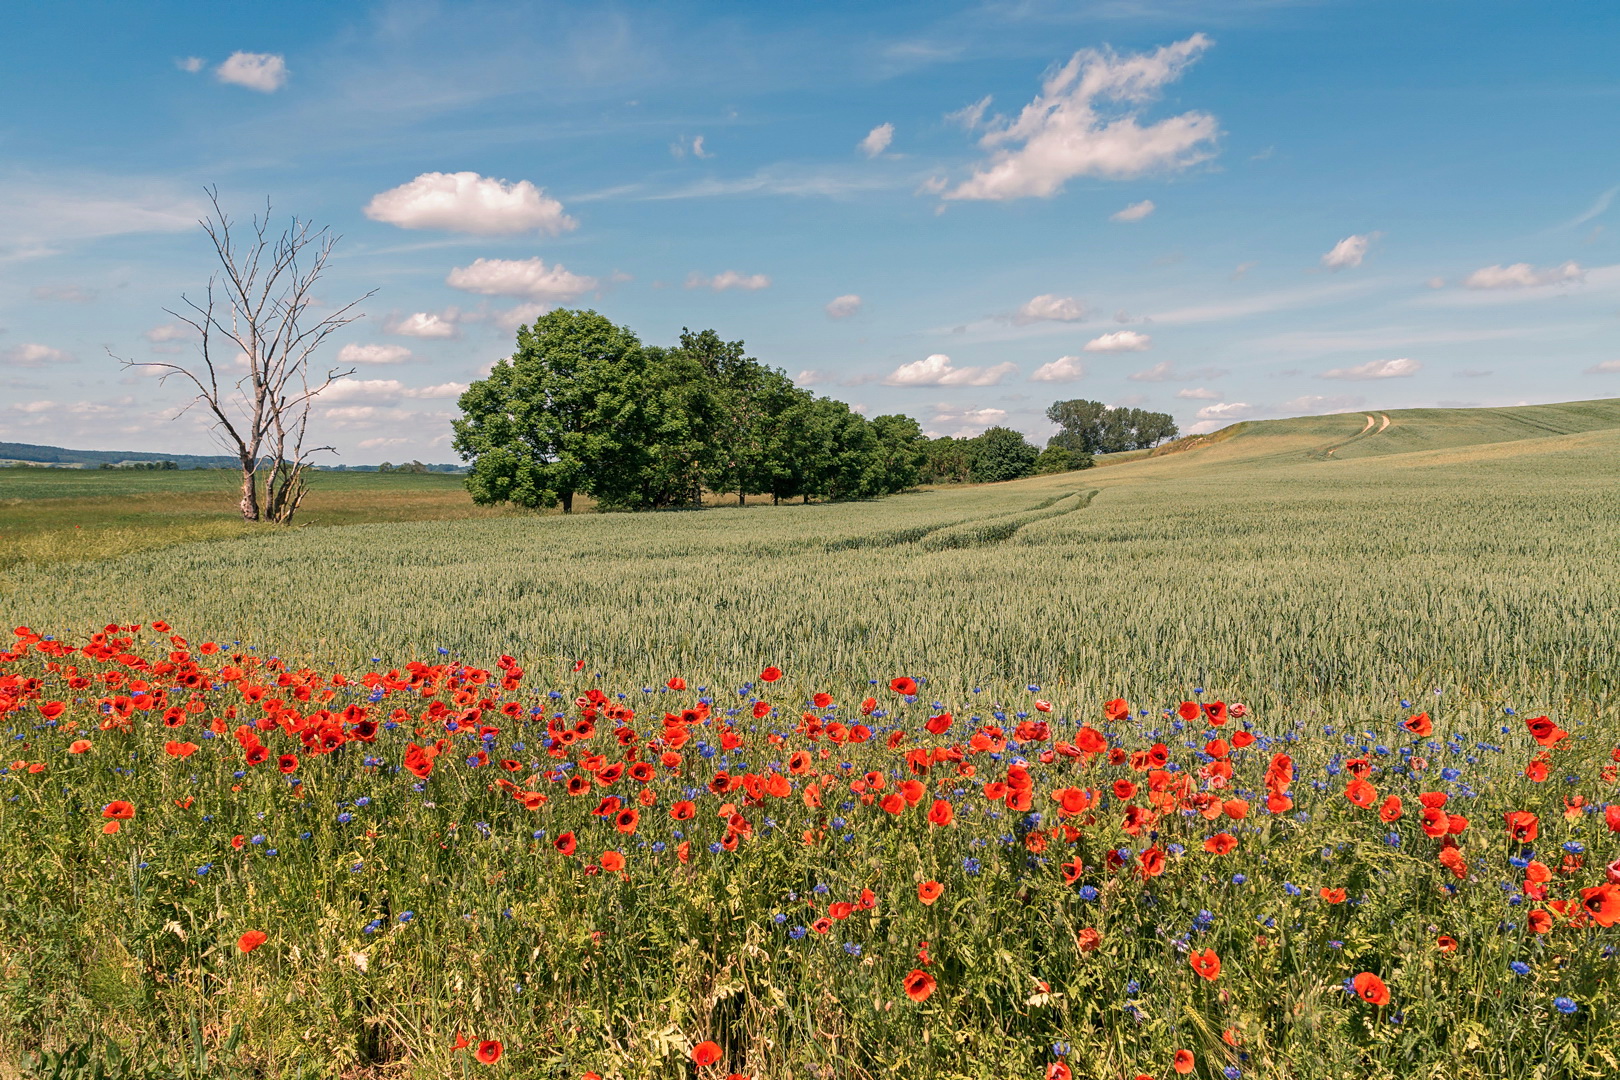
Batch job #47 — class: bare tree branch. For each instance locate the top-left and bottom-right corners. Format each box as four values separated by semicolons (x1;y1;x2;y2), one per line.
121;187;376;523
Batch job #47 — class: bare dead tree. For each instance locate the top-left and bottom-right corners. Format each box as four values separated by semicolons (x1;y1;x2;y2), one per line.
121;187;374;523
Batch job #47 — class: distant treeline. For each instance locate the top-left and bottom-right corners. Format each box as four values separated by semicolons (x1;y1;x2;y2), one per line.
0;441;239;469
453;309;1177;511
916;402;1179;484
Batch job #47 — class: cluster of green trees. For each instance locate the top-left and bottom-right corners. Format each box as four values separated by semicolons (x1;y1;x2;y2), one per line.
453;310;929;511
98;460;178;471
452;310;1181;511
1046;400;1179;454
916;401;1178;485
918;428;1089;484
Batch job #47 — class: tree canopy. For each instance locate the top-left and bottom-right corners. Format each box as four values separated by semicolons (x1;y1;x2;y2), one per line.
452;309;927;511
1046;399;1178;454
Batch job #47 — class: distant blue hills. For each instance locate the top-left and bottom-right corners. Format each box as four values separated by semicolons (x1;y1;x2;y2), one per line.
0;441;461;472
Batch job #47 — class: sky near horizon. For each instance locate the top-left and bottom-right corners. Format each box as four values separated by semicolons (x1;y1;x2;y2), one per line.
3;0;1619;463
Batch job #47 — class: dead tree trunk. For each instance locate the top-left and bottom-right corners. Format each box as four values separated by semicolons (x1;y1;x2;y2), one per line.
118;187;373;524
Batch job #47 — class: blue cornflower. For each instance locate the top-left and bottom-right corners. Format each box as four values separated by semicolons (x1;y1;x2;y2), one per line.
789;926;807;940
1555;996;1577;1014
398;911;414;923
1510;961;1531;975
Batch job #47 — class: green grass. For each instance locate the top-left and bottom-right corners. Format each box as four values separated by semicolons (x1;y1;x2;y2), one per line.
0;468;516;572
3;400;1620;1079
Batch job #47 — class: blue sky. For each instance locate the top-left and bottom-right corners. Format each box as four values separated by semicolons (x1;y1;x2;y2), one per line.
3;0;1618;462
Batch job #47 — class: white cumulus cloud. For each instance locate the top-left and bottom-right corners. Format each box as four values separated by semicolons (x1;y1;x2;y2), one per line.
1196;402;1253;420
883;354;1018;387
1583;359;1620;374
364;172;575;236
322;379;468;404
215;52;287;92
825;294;863;319
337;343;413;365
860;123;895;157
1176;386;1221;399
3;343;76;367
928;406;1009;437
1014;294;1085;324
1319;357;1420;380
1083;330;1151;352
144;323;191;343
176;57;205;74
1321;233;1375;271
946;34;1217;201
385;312;459;339
686;270;771;291
447;257;598;302
794;369;831;386
1029;355;1086;382
1111;199;1155;222
1463;261;1584;290
1128;361;1176;382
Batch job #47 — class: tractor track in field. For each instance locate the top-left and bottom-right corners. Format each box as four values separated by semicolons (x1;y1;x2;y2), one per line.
1326;412;1390;457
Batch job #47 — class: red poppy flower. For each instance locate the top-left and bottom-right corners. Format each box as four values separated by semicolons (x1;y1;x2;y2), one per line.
890;677;918;696
1188;948;1221;981
1525;715;1568;748
1580;883;1620;927
1046;1063;1072;1080
758;667;781;683
68;739;91;754
1379;795;1403;822
1351;972;1390;1006
1103;698;1130;721
553;831;577;856
901;968;936;1003
1173;1049;1195;1075
102;800;135;820
1607;805;1620;833
691;1041;722;1067
1401;712;1432;737
751;701;771;719
811;918;833;934
1320;887;1347;904
667;677;686;691
614;808;639;835
918;880;943;905
1504;810;1539;842
1177;701;1199;721
927;799;954;827
1112;779;1137;800
451;1031;469;1051
1231;730;1254;749
1527;909;1553;934
600;851;626;873
474;1040;502;1064
1435;934;1458;952
1344;778;1376;808
1075;927;1101;952
277;753;299;774
812;692;833;709
879;793;905;815
237;930;267;953
1203;833;1237;855
1204;701;1228;725
924;712;952;735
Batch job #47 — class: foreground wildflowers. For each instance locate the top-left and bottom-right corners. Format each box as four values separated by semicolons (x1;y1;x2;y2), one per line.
2;623;1618;1079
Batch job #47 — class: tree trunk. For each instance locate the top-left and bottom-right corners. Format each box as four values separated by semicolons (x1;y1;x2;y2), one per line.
738;488;745;507
561;490;573;514
238;464;260;521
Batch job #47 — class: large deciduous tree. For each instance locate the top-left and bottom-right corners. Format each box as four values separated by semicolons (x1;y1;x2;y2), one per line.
453;309;644;513
125;188;372;523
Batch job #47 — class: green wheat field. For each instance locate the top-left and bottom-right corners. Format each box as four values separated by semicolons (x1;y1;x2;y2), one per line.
3;400;1620;1080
